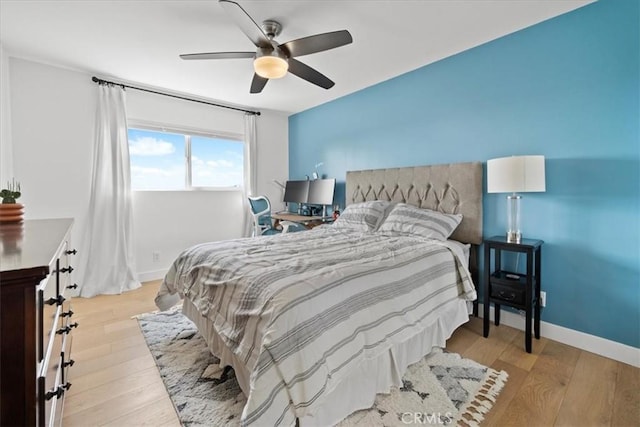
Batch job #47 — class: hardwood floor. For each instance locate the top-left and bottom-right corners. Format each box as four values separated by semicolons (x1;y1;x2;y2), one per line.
63;281;639;426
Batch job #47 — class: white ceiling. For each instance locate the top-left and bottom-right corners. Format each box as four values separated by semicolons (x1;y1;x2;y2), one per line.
0;0;592;115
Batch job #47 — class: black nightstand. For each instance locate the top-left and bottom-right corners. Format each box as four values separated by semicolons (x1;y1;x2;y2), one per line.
483;236;543;353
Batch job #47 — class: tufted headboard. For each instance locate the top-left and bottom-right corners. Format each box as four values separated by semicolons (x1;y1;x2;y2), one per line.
345;162;483;245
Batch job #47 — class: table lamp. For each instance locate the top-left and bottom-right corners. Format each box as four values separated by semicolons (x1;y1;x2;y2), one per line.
487;155;546;243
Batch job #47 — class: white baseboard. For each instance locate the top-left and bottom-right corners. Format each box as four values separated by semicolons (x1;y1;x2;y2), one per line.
480;304;640;368
138;269;168;283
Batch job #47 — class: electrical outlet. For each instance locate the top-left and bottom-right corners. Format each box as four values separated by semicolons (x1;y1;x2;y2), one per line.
540;291;546;307
152;251;160;262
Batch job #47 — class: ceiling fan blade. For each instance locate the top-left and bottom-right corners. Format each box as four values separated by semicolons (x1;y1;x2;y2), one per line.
180;52;255;60
219;0;271;49
287;58;334;89
280;30;352;58
250;73;268;94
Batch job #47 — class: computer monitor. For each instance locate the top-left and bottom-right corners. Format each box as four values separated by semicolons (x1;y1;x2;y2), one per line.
307;179;336;206
283;180;309;204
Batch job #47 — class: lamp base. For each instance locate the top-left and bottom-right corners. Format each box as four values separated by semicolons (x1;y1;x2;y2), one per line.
506;230;522;243
506;193;522;244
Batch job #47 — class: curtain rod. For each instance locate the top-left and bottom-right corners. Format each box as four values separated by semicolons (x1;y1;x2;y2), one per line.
91;76;260;116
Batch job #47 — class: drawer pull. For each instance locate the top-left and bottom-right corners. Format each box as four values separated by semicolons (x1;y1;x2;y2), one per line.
59;266;74;274
67;283;78;290
45;295;66;306
63;359;75;368
56;322;79;335
65;249;77;255
498;291;516;301
44;386;64;401
61;309;74;318
62;382;72;391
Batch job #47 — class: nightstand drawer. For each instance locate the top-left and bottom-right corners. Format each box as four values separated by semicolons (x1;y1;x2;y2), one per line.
490;283;525;305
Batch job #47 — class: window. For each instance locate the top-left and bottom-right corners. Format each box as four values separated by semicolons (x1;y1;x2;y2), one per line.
128;127;244;190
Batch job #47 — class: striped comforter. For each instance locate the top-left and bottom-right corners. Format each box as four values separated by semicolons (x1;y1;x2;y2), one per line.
157;227;477;426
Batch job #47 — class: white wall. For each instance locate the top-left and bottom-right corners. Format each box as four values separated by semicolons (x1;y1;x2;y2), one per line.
9;57;94;261
7;56;289;284
132;190;244;281
0;43;13;183
255;111;289;213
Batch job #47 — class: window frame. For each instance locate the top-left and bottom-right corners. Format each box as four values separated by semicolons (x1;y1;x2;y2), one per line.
128;120;245;192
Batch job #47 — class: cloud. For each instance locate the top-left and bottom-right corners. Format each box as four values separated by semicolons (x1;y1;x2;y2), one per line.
129;137;176;156
131;166;177;177
206;159;234;168
192;155;204;166
192;159;242;186
226;150;244;161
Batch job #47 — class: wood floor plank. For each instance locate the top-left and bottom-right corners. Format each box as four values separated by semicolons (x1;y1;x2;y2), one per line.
70;308;116;329
446;322;481;355
498;330;548;372
554;351;618;426
64;366;164;417
481;360;529;427
493;368;568;426
72;332;148;364
71;319;143;350
457;319;520;368
101;397;180;427
65;353;157;397
530;340;581;380
63;377;170;426
70;340;152;377
612;361;640;427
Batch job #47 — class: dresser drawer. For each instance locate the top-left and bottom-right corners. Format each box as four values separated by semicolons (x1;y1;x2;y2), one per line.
37;239;74;362
38;276;61;362
37;311;63;427
56;241;75;298
38;305;76;427
52;330;73;427
58;298;77;388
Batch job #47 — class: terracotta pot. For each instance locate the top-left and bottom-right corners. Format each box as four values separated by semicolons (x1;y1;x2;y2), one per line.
0;203;24;223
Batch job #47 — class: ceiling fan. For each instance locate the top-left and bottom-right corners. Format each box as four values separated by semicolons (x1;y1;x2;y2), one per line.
180;0;353;94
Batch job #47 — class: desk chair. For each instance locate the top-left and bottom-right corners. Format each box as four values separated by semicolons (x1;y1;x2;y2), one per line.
248;196;304;236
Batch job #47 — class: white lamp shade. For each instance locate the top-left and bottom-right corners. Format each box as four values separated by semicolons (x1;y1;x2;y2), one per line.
487;155;546;193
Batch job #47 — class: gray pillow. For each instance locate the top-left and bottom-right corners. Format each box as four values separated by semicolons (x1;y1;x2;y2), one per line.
333;200;392;232
378;203;462;241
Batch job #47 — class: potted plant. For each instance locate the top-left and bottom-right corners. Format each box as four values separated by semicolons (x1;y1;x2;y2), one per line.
0;178;24;223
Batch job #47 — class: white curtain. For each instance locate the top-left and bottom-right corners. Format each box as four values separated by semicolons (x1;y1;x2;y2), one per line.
78;84;140;297
242;113;258;237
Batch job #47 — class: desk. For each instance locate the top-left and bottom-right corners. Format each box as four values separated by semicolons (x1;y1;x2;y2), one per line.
272;213;333;229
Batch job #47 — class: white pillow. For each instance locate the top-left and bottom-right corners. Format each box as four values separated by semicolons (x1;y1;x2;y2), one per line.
377;203;463;241
333;200;392;232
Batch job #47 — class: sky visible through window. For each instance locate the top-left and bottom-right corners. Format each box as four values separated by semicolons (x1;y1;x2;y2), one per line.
128;128;243;190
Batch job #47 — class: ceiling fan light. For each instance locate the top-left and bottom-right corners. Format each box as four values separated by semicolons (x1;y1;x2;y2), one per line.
254;55;288;79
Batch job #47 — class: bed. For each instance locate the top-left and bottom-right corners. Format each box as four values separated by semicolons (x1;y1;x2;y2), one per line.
155;161;483;426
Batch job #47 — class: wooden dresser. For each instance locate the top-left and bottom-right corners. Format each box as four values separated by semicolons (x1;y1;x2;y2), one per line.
0;218;78;427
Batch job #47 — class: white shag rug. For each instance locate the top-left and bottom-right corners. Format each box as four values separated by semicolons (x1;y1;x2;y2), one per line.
136;308;507;426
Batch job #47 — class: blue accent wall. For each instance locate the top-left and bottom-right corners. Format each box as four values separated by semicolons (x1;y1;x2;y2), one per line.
289;0;639;348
